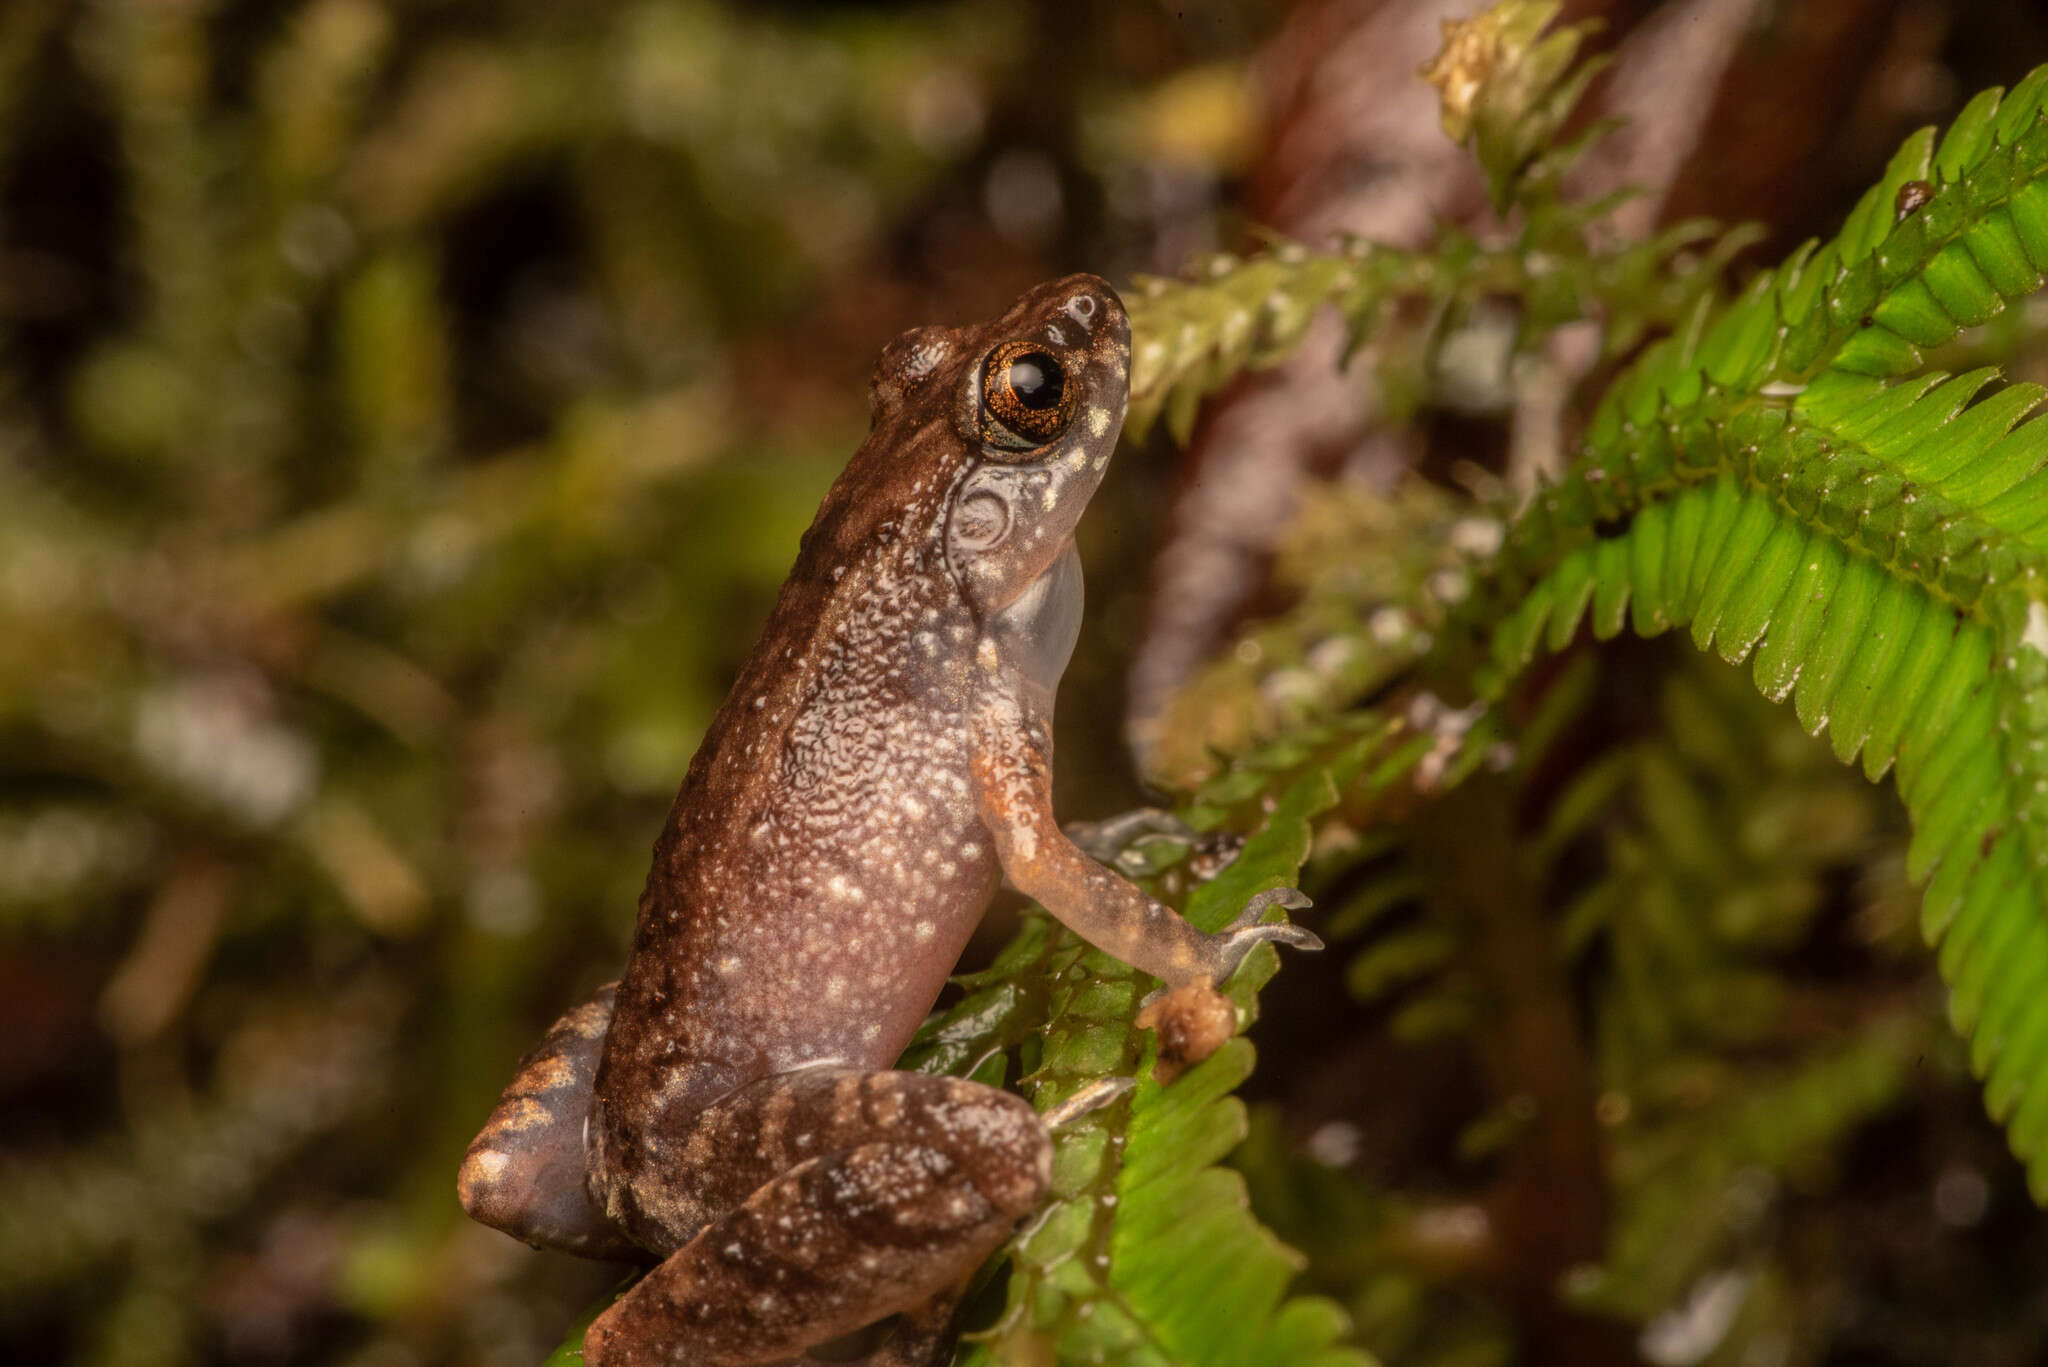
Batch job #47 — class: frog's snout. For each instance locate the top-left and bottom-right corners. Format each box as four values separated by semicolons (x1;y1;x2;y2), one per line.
1005;272;1128;364
1051;272;1128;351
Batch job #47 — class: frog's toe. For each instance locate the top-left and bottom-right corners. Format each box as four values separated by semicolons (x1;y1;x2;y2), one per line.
1210;890;1321;982
1064;807;1196;863
1222;887;1313;933
1221;921;1323;955
1247;922;1323;952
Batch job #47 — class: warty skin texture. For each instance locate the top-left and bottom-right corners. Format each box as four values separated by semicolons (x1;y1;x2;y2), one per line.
457;275;1317;1366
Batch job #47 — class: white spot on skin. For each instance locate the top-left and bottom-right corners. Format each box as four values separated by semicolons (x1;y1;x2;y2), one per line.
1087;406;1111;437
913;920;936;942
467;1149;510;1181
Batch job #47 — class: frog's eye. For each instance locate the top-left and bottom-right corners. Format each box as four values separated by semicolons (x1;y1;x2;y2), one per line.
979;341;1076;453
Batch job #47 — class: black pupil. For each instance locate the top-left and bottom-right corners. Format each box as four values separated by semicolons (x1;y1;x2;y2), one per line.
1007;355;1063;410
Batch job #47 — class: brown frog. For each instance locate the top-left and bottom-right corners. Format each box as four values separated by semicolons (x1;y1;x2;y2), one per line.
457;275;1320;1366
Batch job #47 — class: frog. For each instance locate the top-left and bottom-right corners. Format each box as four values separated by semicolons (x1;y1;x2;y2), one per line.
457;274;1321;1367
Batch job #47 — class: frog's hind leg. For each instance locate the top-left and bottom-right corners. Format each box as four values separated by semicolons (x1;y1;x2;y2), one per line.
459;984;644;1262
583;1068;1050;1367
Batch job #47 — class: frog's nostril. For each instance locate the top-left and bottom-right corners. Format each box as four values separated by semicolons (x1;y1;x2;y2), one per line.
1064;294;1099;330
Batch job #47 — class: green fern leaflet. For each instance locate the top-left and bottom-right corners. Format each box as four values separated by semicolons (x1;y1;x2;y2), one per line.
1466;68;2048;1199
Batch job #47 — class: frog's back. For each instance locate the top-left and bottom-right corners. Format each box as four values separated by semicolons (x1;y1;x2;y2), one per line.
594;392;1003;1143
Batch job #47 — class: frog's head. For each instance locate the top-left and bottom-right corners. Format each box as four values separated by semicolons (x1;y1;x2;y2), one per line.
815;276;1126;638
896;274;1131;618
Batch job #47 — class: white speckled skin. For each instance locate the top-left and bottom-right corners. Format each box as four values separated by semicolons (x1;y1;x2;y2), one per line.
457;277;1314;1366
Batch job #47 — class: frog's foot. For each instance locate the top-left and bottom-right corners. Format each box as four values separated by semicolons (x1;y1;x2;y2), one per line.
458;983;642;1262
1063;807;1196;865
583;1069;1050;1367
1211;888;1322;983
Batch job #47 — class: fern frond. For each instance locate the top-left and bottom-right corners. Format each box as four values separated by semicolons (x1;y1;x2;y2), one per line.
1141;479;1494;788
1493;71;2048;583
1426;71;2048;1195
1475;460;2048;1189
1123;217;1749;445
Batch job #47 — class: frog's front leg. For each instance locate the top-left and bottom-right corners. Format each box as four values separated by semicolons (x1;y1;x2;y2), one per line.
970;697;1321;989
585;1068;1050;1367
